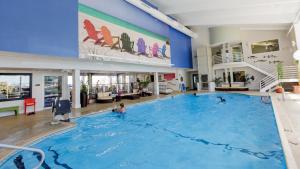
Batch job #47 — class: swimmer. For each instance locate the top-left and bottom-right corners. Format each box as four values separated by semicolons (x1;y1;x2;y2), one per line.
112;103;126;113
193;93;197;96
217;96;226;103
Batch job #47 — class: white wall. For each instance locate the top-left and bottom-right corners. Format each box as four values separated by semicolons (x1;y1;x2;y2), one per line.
241;29;295;70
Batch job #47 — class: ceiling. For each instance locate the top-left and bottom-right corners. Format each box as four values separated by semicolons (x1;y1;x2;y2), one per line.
148;0;300;27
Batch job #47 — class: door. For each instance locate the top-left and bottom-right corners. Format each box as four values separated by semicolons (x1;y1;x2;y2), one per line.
192;74;199;90
201;74;208;90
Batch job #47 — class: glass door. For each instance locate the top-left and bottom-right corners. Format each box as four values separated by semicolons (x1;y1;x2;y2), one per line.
44;76;62;108
192;74;199;90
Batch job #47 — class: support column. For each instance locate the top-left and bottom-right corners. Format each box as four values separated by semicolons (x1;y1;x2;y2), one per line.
224;69;228;83
72;69;81;109
88;73;92;95
61;71;70;100
154;72;159;96
230;68;234;83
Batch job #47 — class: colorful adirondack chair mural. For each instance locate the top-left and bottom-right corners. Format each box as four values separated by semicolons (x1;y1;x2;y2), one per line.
100;26;120;49
159;44;169;58
120;33;134;53
137;38;147;56
82;19;102;44
149;43;160;58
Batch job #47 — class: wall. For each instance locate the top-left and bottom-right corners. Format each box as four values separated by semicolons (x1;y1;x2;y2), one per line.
209;26;241;45
0;0;78;57
80;0;193;68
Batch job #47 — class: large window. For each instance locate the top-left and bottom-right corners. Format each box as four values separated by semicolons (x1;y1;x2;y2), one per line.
0;73;32;101
233;71;246;82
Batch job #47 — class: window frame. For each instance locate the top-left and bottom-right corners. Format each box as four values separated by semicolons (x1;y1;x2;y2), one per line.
0;73;32;102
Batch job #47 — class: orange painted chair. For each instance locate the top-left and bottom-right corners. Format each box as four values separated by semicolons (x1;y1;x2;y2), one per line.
100;26;120;49
82;19;102;44
24;98;36;115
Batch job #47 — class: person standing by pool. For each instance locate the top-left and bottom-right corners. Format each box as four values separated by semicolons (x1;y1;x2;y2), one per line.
180;76;186;93
112;103;126;113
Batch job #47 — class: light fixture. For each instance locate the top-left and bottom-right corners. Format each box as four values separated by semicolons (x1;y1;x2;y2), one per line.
293;50;300;60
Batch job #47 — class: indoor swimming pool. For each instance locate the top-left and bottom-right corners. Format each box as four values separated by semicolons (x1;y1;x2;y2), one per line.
0;93;286;169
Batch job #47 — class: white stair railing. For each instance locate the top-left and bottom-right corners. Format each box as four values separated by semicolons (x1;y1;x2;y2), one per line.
0;144;45;169
260;66;299;92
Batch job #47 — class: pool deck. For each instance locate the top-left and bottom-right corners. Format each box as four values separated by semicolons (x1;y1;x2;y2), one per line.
271;93;300;169
0;91;299;169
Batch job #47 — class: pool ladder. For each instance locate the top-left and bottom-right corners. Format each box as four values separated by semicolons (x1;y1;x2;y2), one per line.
0;143;45;169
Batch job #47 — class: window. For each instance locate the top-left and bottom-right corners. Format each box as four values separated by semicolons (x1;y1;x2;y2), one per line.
0;73;32;101
251;39;279;54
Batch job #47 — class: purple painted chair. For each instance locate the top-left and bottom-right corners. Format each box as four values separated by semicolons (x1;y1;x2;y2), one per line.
137;38;147;56
149;43;159;57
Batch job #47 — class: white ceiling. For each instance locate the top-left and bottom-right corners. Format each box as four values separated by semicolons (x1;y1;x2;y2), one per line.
148;0;300;27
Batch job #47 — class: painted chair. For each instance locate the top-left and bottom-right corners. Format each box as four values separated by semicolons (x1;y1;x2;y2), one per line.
120;33;134;53
24;98;36;115
82;19;102;44
100;26;120;49
149;43;159;57
137;38;148;56
159;44;169;58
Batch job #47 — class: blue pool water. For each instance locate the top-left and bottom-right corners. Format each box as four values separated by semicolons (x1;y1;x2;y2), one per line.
0;93;286;169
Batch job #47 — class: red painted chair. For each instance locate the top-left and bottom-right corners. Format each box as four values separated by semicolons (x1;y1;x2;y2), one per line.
24;98;36;115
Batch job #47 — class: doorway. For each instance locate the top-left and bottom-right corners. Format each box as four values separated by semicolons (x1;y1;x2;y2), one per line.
192;74;199;90
44;76;62;108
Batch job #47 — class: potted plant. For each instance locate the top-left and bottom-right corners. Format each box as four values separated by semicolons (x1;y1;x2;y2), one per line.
275;63;284;93
80;81;88;107
213;77;222;87
244;74;255;86
293;61;300;93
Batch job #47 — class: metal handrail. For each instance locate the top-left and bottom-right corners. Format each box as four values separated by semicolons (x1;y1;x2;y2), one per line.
0;143;45;169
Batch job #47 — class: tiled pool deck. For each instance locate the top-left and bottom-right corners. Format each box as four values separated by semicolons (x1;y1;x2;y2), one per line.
0;91;299;169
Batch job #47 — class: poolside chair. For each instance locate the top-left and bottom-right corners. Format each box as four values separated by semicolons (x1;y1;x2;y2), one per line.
149;43;160;58
137;38;148;56
100;26;120;49
159;44;169;58
96;92;114;103
120;33;134;53
82;19;102;45
51;99;71;124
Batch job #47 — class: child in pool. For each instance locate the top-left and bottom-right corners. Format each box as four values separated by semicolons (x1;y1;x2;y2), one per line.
112;103;126;113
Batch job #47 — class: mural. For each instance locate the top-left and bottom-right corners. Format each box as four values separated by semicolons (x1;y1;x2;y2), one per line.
79;4;171;65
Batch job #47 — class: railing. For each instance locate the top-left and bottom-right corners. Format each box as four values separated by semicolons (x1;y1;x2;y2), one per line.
260;66;298;92
0;144;45;169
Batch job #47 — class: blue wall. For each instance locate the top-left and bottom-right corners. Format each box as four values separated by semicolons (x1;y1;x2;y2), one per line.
0;0;192;68
80;0;193;68
0;0;78;57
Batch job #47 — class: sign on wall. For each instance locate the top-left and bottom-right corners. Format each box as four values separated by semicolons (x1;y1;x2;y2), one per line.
79;4;171;66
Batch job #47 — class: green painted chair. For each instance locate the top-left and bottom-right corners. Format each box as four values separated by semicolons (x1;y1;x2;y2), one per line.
120;33;134;53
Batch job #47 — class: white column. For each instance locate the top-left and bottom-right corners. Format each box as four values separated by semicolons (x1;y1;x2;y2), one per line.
224;69;228;83
230;68;234;83
72;69;81;109
294;23;300;49
154;72;159;96
61;71;70;100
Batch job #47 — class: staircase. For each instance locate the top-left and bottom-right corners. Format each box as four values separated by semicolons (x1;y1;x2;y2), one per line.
213;54;299;92
260;66;299;92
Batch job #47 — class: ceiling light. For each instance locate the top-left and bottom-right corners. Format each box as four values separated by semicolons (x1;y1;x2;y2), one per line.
293;50;300;60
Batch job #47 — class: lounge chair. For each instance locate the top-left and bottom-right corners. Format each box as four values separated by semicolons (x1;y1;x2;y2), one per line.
120;91;140;100
97;92;114;103
120;33;134;53
149;43;160;58
100;26;120;49
51;99;71;124
137;38;148;56
82;19;102;44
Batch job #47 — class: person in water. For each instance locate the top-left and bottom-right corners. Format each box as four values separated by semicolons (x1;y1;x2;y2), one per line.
217;96;226;103
193;93;197;96
112;103;126;113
